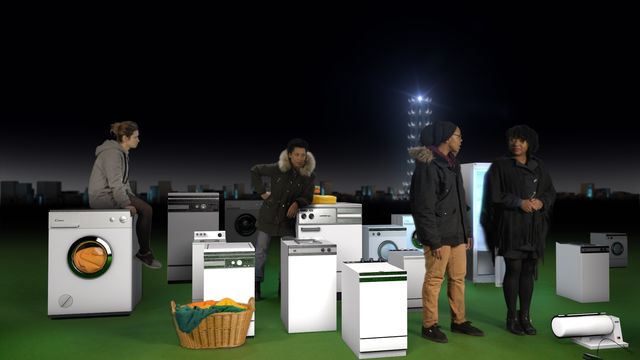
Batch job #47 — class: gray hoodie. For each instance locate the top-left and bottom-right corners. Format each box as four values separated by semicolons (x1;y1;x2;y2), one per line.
88;140;133;209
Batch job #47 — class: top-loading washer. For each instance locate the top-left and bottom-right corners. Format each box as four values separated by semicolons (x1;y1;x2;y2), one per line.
362;225;407;261
167;192;219;282
48;210;141;317
296;202;362;293
224;200;261;244
192;242;256;336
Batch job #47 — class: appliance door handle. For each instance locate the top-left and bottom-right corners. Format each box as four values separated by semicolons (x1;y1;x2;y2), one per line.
50;224;80;228
300;227;321;232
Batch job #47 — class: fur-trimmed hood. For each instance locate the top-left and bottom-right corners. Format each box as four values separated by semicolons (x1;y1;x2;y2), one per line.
278;150;316;177
408;146;434;163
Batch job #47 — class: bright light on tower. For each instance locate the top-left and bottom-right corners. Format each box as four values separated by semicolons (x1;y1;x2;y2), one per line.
401;94;433;199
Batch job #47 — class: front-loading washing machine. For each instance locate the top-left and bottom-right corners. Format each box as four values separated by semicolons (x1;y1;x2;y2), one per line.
590;233;627;267
391;214;422;251
224;200;261;244
48;210;141;317
362;225;406;261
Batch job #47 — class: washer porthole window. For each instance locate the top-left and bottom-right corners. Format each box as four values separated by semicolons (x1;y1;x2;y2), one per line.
235;213;257;237
67;236;113;278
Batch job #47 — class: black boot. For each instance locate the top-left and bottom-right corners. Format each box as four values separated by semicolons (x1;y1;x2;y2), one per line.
519;310;537;335
255;281;262;301
506;311;525;335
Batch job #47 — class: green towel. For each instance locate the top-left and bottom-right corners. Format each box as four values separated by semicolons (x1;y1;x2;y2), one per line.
175;305;246;333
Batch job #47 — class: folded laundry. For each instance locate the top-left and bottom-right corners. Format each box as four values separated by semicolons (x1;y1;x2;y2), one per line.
175;298;248;333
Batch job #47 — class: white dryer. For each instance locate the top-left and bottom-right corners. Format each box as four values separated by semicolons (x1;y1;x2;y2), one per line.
391;214;422;251
48;210;141;317
590;233;628;267
224;200;261;244
192;242;255;336
362;225;406;261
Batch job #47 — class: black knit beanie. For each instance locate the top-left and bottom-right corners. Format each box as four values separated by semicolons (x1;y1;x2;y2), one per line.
420;121;458;146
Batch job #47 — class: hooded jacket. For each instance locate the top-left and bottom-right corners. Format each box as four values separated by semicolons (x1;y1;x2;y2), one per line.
251;150;316;236
409;146;471;250
88;140;133;209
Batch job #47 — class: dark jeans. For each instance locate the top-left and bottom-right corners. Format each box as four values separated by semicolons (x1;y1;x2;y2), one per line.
129;195;153;254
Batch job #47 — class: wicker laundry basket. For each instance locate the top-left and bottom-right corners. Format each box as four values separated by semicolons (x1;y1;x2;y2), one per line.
170;297;255;349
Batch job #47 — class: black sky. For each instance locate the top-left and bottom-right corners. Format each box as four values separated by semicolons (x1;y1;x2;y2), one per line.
1;11;638;193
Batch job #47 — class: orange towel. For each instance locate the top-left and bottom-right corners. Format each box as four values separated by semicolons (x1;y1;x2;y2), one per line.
73;247;107;273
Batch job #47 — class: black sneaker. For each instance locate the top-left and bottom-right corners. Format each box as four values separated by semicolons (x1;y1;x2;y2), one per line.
135;251;162;269
451;321;485;336
422;324;448;343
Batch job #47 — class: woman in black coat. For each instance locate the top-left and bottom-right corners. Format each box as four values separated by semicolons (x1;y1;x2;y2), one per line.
481;125;556;336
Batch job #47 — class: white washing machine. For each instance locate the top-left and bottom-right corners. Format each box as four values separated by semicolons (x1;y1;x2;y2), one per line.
281;238;336;333
192;231;226;302
167;192;220;282
590;233;627;267
192;242;255;336
388;249;425;309
362;225;406;261
342;261;407;359
391;214;422;251
296;203;362;293
225;200;261;244
48;210;141;317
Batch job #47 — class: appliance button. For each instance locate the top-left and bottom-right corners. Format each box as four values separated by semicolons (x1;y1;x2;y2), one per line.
301;214;307;219
109;217;115;222
237;259;243;266
309;214;315;219
119;216;128;223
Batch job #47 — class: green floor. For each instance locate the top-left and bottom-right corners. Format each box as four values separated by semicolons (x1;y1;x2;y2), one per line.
0;225;636;360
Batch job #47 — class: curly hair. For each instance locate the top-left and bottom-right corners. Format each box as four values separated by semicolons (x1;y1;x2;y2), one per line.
506;125;539;155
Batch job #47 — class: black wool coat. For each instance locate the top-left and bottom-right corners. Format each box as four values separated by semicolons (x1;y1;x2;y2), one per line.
480;156;556;259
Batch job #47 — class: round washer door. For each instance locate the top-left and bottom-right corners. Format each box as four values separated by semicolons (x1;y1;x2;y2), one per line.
411;230;423;249
67;236;112;278
611;241;625;256
378;240;399;261
235;213;257;237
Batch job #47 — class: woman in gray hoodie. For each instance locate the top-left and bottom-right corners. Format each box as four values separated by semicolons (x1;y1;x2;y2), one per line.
88;121;161;269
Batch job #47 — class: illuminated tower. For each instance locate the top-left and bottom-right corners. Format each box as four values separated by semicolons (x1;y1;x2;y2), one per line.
402;96;432;198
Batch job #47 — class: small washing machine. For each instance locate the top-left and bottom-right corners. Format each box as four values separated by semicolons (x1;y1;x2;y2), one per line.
590;233;627;267
388;249;425;309
556;243;609;303
281;238;336;333
362;225;406;261
192;242;255;336
342;261;407;359
192;231;226;302
48;210;141;317
391;214;422;251
225;200;261;244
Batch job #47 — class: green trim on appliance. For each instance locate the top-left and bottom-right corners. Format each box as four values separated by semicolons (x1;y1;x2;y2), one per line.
360;276;407;282
360;271;407;276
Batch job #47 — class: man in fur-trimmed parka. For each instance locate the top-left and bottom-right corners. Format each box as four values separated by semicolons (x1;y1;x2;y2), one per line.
409;121;484;343
250;138;316;299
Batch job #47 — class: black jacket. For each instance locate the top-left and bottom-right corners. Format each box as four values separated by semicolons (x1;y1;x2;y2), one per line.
480;156;556;259
409;146;471;250
251;150;316;236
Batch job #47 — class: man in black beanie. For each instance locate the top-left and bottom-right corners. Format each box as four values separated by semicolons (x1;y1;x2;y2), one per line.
409;121;484;343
